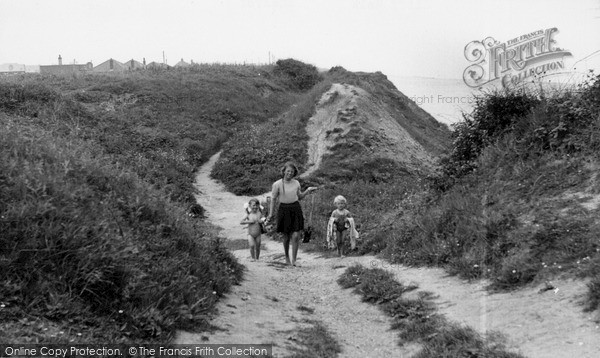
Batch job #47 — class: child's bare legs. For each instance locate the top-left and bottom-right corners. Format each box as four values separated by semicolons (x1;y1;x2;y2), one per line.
247;235;257;260
255;234;262;260
335;231;344;257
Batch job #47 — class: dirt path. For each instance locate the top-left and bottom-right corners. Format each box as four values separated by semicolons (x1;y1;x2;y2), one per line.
176;84;600;358
371;260;600;358
175;152;410;357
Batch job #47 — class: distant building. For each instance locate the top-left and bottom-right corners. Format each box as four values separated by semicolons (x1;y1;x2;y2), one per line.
174;58;190;68
40;55;92;75
0;63;26;74
93;58;127;72
124;59;144;71
147;61;170;69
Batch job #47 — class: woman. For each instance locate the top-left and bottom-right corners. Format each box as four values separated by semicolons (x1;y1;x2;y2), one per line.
267;162;318;266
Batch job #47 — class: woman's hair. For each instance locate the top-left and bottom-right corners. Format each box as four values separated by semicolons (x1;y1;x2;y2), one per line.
333;195;347;205
280;162;298;178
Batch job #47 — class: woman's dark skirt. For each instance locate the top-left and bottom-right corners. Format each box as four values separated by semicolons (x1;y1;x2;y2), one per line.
276;201;304;234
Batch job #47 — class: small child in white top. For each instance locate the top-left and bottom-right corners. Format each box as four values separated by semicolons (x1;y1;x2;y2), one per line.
331;195;352;257
240;198;265;261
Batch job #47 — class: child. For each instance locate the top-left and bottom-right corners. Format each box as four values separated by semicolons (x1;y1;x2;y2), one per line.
260;196;273;234
330;195;352;257
240;198;265;261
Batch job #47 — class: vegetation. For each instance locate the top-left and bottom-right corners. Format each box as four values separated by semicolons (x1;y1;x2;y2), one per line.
300;70;600;312
381;73;600;307
211;63;600;314
211;79;332;195
273;58;322;92
338;265;524;357
285;320;342;358
0;64;305;342
3;57;598;347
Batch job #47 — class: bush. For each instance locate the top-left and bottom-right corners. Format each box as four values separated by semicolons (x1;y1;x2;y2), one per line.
437;89;539;186
274;58;321;91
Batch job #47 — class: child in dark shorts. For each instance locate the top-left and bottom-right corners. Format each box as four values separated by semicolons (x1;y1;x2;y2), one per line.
331;195;352;257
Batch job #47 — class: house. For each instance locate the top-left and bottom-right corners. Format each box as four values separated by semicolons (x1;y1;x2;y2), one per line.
174;58;190;68
40;55;92;75
93;58;127;72
146;61;170;69
124;59;144;71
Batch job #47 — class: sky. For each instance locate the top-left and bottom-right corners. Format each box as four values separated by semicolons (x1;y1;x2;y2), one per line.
1;0;599;77
1;0;599;123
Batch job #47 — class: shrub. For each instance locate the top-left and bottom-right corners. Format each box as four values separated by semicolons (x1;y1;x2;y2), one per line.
274;58;321;91
437;89;540;186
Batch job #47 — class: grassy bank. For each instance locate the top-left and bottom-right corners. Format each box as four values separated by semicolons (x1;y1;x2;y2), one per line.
0;115;243;342
0;63;308;342
0;65;298;204
211;60;325;195
301;72;600;311
382;74;600;309
207;62;600;313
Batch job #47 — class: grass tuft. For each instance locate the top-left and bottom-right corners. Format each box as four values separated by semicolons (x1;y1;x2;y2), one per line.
286;320;342;358
338;265;524;358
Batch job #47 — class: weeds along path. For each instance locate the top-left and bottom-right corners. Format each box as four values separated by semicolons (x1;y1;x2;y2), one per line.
174;93;600;357
175;151;409;358
300;83;600;357
372;260;600;358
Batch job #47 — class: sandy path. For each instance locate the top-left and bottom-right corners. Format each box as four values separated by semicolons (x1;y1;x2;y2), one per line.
175;152;409;357
302;83;600;357
174;154;599;358
175;83;599;358
370;260;600;358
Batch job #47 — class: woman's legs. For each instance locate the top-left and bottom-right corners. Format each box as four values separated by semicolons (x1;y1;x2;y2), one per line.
281;231;301;266
282;232;292;265
278;202;304;266
291;230;301;266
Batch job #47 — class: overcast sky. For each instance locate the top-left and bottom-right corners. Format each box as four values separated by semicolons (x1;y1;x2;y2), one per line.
1;0;599;79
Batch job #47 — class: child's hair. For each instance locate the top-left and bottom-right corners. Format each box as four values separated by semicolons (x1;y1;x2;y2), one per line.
280;162;298;178
245;198;262;214
333;195;347;205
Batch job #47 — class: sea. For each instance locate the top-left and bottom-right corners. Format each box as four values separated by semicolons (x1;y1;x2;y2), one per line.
389;69;596;128
389;76;479;128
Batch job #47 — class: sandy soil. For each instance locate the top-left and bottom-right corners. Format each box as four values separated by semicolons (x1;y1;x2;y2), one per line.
176;84;600;358
303;83;436;177
175;152;410;357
